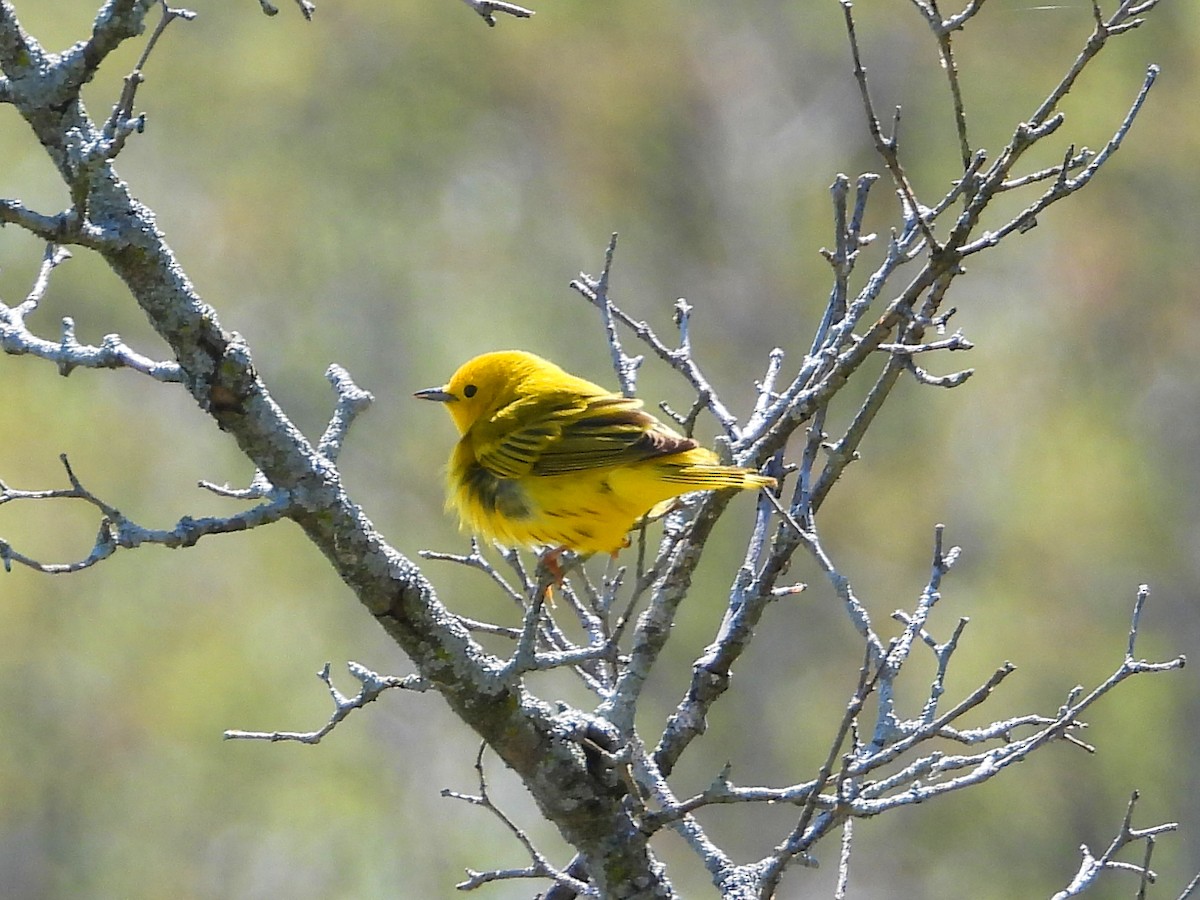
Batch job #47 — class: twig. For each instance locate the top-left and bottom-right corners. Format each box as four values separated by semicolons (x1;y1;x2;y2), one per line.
256;0;316;19
841;0;942;253
758;650;878;893
444;745;595;895
641;768;827;831
807;271;961;511
1051;791;1178;899
0;244;184;381
624;735;734;885
199;470;275;501
420;539;526;605
1178;869;1200;900
0;454;290;574
501;565;554;678
858;589;1183;802
835;817;853;900
224;662;426;744
570;244;743;438
317;364;374;462
961;65;1160;258
67;2;197;214
126;3;197;98
999;148;1094;192
0;200;103;249
54;0;162;99
580;232;641;396
460;0;535;27
420;542;614;689
907;0;980;173
599;492;738;736
651;488;795;776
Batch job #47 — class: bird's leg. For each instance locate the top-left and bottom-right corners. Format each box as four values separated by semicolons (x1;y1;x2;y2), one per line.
538;545;569;584
535;546;595;603
536;546;576;604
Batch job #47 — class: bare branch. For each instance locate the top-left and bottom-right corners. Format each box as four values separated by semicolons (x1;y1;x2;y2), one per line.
317;364;374;462
255;0;315;20
419;540;618;693
87;3;198;167
853;592;1184;809
0;454;290;573
0;0;1183;895
1024;1;1160;134
52;0;160;102
841;0;942;252
961;65;1160;258
420;538;527;606
199;470;275;501
999;147;1094;192
224;662;426;744
571;246;744;440
0;200;108;249
1;244;184;380
460;0;534;27
59;3;195;218
445;746;598;895
581;233;640;396
909;0;973;172
758;650;879;894
1052;792;1178;899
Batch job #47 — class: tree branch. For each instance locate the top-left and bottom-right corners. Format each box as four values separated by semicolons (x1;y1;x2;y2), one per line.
0;4;673;893
224;662;427;744
1051;791;1178;899
1;243;185;380
460;0;535;28
0;454;290;573
0;1;1183;896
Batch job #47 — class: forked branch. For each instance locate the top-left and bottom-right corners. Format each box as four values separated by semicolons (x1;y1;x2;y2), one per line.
0;454;291;574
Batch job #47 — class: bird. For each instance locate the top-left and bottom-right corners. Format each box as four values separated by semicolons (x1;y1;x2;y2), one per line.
415;350;775;556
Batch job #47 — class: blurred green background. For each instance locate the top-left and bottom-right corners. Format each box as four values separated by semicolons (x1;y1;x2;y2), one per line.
1;1;1197;897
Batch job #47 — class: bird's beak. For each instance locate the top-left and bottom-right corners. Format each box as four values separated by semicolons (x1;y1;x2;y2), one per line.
414;386;457;403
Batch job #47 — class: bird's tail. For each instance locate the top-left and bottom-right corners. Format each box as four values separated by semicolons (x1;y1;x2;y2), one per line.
661;464;776;492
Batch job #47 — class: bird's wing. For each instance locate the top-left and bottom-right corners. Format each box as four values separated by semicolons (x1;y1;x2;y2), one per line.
535;396;700;475
475;392;697;478
469;389;573;478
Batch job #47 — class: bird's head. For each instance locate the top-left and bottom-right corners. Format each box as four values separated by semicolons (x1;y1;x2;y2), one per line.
415;350;558;436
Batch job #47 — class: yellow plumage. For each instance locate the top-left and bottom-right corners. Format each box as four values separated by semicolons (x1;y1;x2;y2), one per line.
415;350;775;555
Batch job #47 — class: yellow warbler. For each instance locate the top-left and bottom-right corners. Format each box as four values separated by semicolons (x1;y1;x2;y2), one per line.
415;350;775;555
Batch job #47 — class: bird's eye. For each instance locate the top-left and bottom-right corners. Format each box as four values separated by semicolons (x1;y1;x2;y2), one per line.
463;384;478;398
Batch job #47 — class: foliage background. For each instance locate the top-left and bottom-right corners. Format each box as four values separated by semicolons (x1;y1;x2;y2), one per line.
1;1;1197;896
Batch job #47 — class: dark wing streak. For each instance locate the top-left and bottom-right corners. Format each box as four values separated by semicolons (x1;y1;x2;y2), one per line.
531;404;698;476
474;397;581;478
